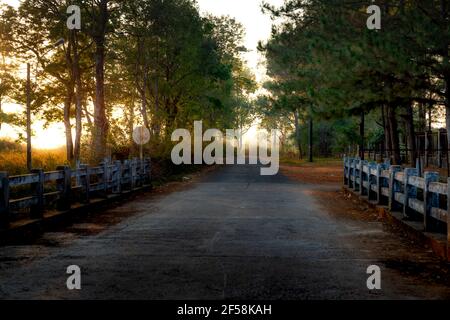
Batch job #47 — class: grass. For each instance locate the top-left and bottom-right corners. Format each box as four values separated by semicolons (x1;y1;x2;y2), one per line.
0;147;67;175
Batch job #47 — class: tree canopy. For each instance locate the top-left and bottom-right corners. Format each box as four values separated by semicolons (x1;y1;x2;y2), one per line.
257;0;450;163
0;0;255;165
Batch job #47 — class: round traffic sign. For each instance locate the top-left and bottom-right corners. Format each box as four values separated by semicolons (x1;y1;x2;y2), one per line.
133;126;150;145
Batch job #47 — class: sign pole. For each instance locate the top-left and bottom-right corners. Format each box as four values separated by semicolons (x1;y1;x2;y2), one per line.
133;126;150;176
140;126;144;161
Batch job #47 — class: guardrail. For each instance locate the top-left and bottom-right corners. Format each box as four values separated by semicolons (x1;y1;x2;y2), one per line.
0;158;151;227
344;156;450;253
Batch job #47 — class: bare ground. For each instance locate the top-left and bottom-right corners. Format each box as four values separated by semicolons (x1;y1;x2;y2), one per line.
1;162;450;299
281;161;450;293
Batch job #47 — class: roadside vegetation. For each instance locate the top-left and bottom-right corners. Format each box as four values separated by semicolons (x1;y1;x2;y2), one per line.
3;1;449;174
257;0;450;165
0;139;66;175
0;0;255;171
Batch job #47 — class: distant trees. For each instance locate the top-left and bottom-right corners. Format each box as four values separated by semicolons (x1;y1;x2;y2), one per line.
3;0;93;163
259;0;450;164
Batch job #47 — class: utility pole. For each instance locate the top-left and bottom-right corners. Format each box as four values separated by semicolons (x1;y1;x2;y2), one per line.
26;62;32;172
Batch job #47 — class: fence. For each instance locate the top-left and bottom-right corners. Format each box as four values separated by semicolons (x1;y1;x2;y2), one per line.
0;158;151;227
361;129;449;168
343;157;450;254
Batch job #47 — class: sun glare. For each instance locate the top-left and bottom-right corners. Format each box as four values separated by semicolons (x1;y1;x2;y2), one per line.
0;121;66;150
2;0;19;8
0;0;280;151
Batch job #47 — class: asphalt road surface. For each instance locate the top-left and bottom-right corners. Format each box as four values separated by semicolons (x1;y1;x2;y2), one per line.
1;164;450;299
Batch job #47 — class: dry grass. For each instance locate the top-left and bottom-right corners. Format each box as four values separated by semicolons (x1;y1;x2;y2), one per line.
280;158;343;185
0;147;67;175
281;157;342;168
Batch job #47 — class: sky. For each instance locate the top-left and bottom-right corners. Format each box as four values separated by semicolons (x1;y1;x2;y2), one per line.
0;0;283;149
197;0;283;83
2;0;16;6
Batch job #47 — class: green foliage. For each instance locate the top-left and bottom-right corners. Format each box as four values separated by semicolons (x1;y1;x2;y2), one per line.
259;0;450;158
0;4;18;130
0;0;255;163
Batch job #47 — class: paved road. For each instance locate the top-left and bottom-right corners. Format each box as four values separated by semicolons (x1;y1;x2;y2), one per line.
1;164;450;299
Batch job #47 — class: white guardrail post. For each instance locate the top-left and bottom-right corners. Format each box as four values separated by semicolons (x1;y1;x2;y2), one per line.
403;168;418;219
424;171;439;231
344;157;450;260
388;165;402;212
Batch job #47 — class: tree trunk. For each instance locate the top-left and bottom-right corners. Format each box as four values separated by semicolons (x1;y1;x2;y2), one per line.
445;74;450;176
308;116;313;162
153;76;160;138
141;64;149;129
0;54;6;131
404;103;417;165
294;109;302;159
0;55;3;130
388;104;401;164
382;104;391;158
441;1;450;175
83;101;93;131
72;30;83;164
418;103;426;130
64;90;74;162
152;37;161;138
129;96;136;157
359;111;365;160
428;104;433;132
137;37;149;130
91;0;109;164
